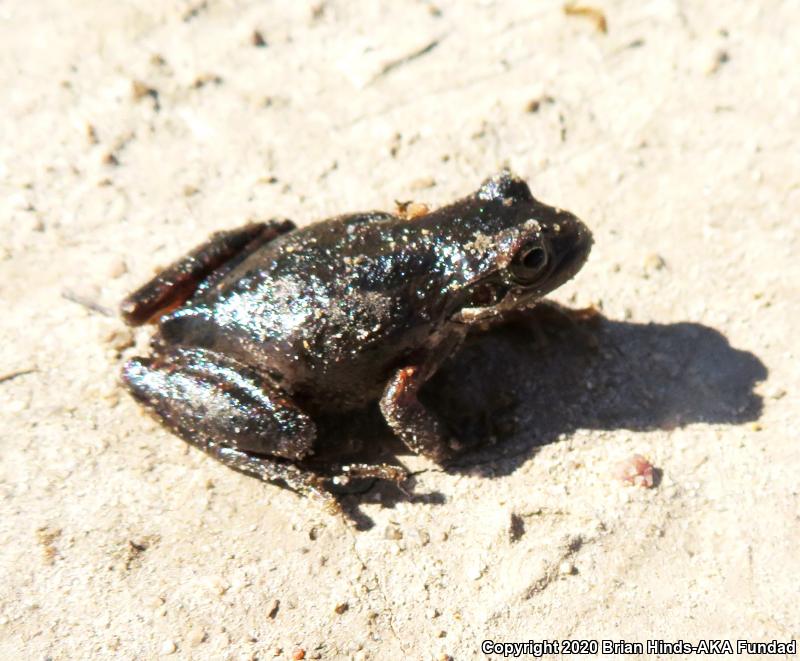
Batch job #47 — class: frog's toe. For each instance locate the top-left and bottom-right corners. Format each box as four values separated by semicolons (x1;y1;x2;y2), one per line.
215;446;342;514
334;462;408;485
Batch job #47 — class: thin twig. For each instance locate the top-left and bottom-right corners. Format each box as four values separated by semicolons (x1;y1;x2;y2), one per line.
61;288;114;317
370;37;441;83
0;368;36;384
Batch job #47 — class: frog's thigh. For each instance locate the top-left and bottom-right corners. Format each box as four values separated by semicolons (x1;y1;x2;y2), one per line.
122;347;340;511
120;219;295;326
122;346;317;460
379;366;453;463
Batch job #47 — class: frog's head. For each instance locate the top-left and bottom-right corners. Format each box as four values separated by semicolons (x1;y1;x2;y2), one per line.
449;171;592;324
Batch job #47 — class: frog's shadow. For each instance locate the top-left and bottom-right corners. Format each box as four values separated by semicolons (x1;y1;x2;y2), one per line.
313;312;767;525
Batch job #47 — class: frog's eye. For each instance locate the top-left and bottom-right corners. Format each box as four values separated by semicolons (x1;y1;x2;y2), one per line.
509;243;549;284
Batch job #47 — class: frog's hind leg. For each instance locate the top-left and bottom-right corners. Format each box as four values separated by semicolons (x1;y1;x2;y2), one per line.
122;346;340;513
120;220;295;326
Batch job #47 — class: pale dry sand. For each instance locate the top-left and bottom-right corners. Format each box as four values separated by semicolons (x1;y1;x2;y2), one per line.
1;1;798;659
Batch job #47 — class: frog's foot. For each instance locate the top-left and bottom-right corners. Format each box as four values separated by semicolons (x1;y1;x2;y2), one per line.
121;347;340;512
214;446;342;515
331;463;408;485
380;366;457;464
120;219;295;326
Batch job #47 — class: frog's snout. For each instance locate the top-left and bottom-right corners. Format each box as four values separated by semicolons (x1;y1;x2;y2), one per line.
548;213;593;287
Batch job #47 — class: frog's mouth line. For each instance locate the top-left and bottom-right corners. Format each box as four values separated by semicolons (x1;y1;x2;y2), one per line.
451;287;540;324
451;243;591;325
450;219;592;326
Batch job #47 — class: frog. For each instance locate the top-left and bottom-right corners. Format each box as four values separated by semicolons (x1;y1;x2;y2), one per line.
119;171;592;513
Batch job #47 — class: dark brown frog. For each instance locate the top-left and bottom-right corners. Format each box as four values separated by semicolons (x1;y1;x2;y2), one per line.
120;172;592;512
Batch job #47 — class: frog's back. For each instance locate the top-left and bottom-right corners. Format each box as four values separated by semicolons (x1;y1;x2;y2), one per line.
158;212;449;409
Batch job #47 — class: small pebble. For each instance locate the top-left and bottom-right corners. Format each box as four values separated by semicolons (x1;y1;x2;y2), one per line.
205;575;229;596
466;559;486;581
102;326;134;352
104;256;128;278
292;649;306;660
643;253;666;273
266;598;280;619
396;201;430;220
509;512;525;542
559;560;577;575
614;454;656;488
6;392;30;412
334;602;349;615
409;176;435;190
563;3;607;33
525;95;554;113
406;202;429;219
768;387;786;400
160;640;177;655
383;524;403;540
187;626;206;646
132;79;156;101
706;49;730;75
146;595;165;609
407;528;431;547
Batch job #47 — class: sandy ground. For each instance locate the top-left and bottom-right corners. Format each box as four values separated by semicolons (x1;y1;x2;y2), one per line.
1;1;799;659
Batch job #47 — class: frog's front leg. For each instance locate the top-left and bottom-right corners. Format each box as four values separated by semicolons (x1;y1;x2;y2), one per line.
380;365;459;464
121;347;340;513
120;220;295;326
